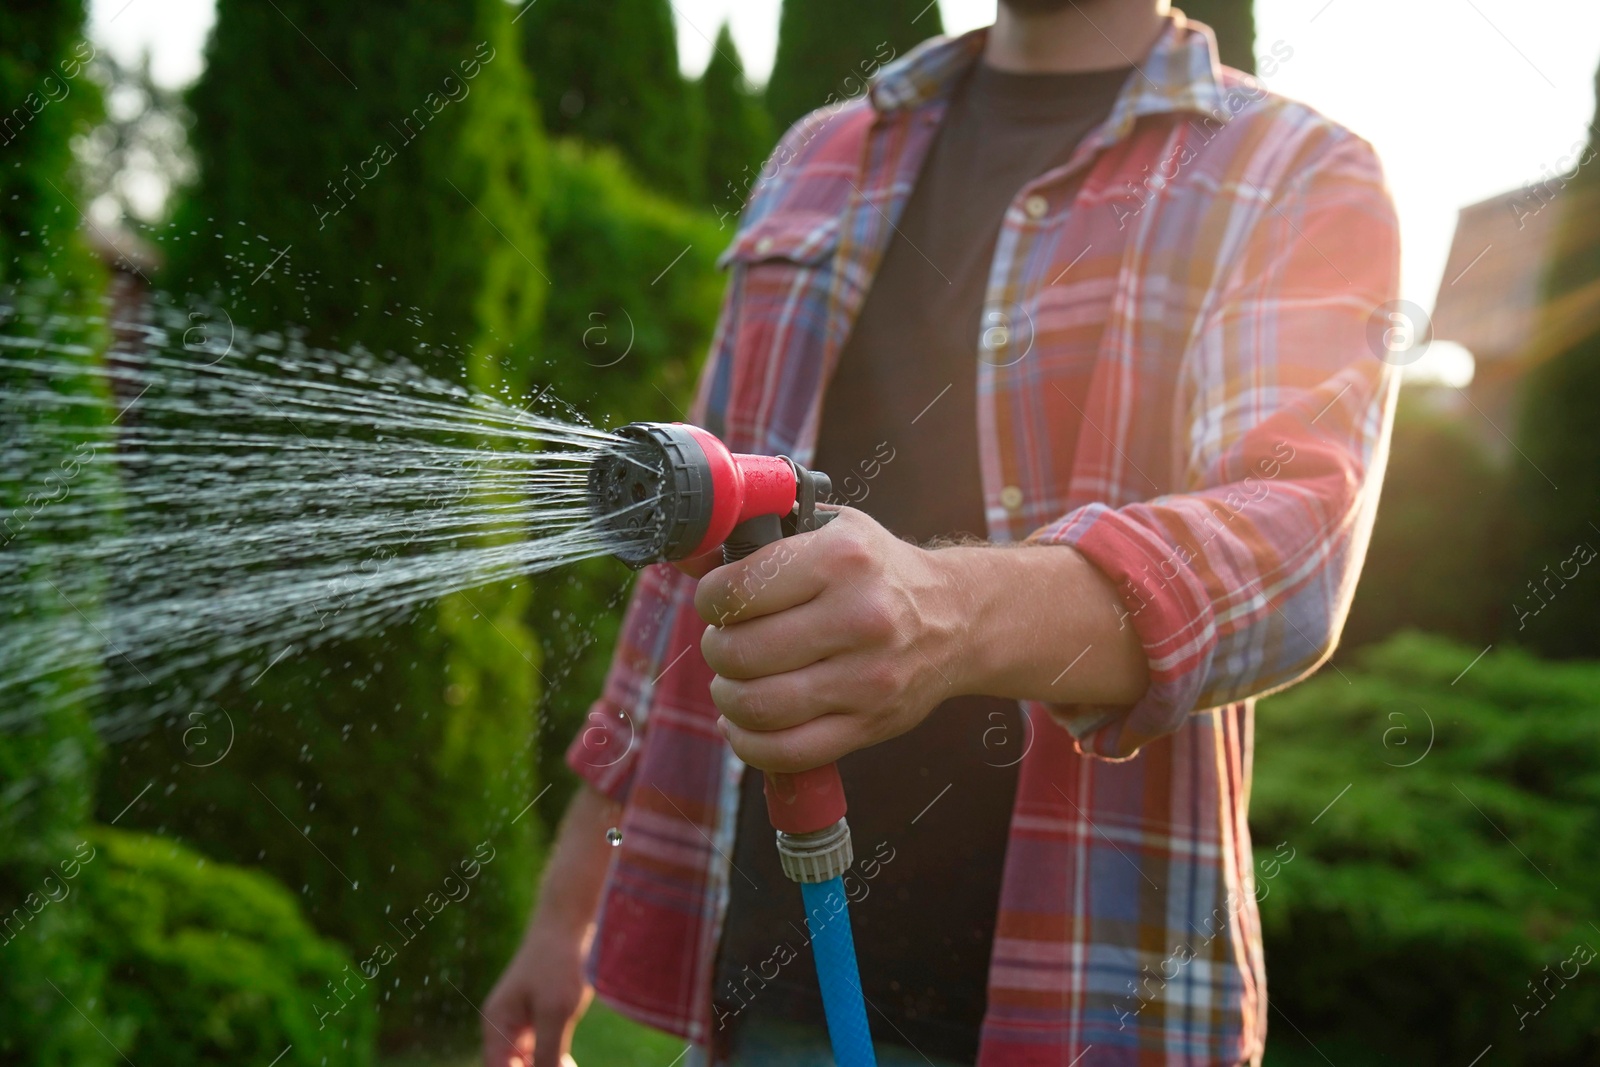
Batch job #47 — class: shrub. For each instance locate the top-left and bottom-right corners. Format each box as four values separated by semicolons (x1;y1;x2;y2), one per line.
0;4;115;1062
109;0;548;1046
529;139;725;820
1253;633;1600;1065
79;827;375;1066
1506;61;1600;659
1340;390;1507;651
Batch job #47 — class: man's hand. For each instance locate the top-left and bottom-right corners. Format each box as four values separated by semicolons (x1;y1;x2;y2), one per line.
693;508;1150;773
480;920;591;1067
694;508;967;772
481;785;615;1067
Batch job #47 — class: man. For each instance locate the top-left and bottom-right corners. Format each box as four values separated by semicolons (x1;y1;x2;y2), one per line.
484;0;1398;1063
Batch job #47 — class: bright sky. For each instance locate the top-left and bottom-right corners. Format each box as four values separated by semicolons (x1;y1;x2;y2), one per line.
91;0;1600;383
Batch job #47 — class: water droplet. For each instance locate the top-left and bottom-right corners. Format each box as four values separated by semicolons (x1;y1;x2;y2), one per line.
605;827;623;847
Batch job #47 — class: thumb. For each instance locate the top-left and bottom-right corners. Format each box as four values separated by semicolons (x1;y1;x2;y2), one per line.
480;989;534;1067
531;1001;580;1067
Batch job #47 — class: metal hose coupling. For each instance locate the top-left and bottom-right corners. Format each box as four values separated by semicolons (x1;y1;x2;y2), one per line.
776;817;854;884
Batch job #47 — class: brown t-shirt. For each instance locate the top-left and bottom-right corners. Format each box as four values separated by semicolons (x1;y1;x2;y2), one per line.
713;60;1132;1063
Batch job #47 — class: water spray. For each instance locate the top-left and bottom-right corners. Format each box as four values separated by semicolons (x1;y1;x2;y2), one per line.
3;296;878;1060
589;422;877;1067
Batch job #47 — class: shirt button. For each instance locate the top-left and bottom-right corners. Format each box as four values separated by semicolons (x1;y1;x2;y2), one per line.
754;236;774;255
982;326;1009;351
1000;485;1025;511
1148;175;1167;191
1024;195;1049;219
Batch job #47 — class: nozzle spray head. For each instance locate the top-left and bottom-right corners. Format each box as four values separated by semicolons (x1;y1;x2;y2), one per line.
588;422;832;567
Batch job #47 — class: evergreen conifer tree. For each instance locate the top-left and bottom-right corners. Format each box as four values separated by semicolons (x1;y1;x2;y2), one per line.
0;3;116;1060
766;0;941;135
125;0;549;1038
520;0;701;200
1506;63;1600;658
698;23;773;222
1182;0;1257;73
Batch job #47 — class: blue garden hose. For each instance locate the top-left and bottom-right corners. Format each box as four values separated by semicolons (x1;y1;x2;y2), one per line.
800;876;876;1067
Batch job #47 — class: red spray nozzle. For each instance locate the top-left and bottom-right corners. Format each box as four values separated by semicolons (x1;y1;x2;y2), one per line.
588;421;833;567
588;423;846;847
678;424;802;558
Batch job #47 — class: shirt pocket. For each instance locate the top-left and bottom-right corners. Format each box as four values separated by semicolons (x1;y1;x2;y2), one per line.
717;211;841;272
715;212;843;441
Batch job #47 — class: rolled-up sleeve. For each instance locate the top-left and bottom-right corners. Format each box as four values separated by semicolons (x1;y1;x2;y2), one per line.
1029;132;1401;759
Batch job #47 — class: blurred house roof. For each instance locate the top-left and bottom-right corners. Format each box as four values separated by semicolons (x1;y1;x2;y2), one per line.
1431;185;1561;365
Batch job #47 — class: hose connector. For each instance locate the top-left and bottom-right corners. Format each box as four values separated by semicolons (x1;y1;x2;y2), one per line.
776;817;854;884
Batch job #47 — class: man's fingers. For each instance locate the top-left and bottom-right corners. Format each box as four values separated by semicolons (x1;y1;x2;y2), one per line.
692;529;836;626
710;653;897;735
700;601;856;680
531;1002;579;1067
721;710;861;773
480;987;534;1067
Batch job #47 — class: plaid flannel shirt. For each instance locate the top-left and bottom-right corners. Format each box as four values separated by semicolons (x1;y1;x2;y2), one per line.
566;13;1399;1066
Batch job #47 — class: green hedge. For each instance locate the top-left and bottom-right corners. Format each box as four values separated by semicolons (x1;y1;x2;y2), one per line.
110;0;550;1046
529;139;725;821
1340;391;1507;652
0;4;114;1062
1506;60;1600;660
85;827;373;1065
1253;633;1600;1065
1179;0;1257;73
4;828;373;1067
698;23;772;221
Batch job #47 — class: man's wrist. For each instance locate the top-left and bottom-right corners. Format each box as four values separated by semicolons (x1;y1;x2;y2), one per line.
526;783;615;936
929;541;1148;706
928;543;1027;698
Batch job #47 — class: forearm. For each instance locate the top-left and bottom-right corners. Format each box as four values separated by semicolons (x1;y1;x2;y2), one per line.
697;509;1152;772
529;783;617;933
941;543;1148;707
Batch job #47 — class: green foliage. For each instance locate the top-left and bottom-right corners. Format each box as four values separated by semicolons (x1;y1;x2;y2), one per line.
766;0;940;136
116;0;549;1046
537;141;724;422
520;0;702;202
0;0;101;287
1341;390;1507;651
1181;0;1257;74
1509;337;1600;659
699;23;773;223
1253;634;1600;1065
570;1001;689;1066
530;140;725;818
1506;59;1600;658
166;0;545;370
75;827;374;1065
1504;62;1600;659
373;1001;683;1067
0;6;115;1063
0;702;108;1067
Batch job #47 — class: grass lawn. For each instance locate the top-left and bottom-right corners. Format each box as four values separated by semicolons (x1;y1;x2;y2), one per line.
381;1000;686;1067
383;1002;1395;1066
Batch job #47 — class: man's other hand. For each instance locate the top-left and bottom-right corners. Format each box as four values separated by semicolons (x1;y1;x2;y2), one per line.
480;920;590;1067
